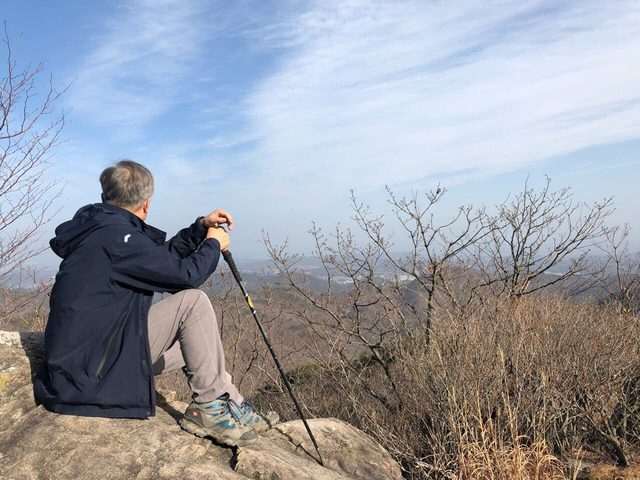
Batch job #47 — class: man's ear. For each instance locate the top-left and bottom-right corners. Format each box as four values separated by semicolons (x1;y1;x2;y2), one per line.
143;197;151;213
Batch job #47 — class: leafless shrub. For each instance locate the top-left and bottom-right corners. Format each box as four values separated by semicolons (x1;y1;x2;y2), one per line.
0;270;50;331
254;179;637;479
253;292;637;478
350;186;495;337
0;25;66;321
592;224;640;313
473;176;613;299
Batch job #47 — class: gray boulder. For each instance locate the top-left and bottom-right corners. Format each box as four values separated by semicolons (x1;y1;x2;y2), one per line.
0;331;402;480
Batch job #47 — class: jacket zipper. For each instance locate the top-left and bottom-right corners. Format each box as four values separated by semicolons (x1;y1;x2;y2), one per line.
96;314;127;378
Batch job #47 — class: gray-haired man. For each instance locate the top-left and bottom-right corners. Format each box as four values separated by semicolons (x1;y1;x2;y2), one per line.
35;160;278;446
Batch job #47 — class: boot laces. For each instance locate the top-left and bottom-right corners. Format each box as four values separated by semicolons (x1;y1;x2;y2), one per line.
204;394;241;422
228;397;260;419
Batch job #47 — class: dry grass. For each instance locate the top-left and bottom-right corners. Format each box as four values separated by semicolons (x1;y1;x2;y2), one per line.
0;287;49;332
253;295;640;479
456;438;569;480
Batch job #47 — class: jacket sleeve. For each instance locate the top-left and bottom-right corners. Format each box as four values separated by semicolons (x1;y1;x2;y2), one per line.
111;231;221;293
164;217;208;259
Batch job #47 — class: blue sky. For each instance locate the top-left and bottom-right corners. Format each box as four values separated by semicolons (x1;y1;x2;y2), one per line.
3;0;640;265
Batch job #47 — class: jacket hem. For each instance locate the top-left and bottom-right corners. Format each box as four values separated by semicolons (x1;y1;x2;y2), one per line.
41;401;154;419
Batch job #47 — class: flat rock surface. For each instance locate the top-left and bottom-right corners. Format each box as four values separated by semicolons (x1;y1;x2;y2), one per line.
0;331;402;480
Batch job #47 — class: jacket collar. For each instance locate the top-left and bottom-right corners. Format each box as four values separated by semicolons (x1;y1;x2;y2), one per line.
99;203;167;245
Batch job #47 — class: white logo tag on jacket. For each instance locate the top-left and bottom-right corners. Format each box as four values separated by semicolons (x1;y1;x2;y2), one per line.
124;234;131;243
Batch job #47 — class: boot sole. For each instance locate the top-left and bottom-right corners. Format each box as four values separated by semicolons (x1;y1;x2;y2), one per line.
178;417;257;447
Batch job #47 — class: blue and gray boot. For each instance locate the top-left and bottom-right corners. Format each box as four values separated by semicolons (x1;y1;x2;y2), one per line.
179;394;258;447
228;398;280;433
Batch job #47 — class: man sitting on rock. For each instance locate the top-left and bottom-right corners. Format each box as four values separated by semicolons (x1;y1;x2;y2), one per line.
35;160;277;446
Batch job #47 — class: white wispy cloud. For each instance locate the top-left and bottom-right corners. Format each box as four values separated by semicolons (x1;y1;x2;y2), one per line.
228;0;640;197
48;0;640;258
69;0;206;139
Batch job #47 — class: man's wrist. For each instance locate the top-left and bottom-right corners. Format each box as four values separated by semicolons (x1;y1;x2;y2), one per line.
204;237;221;251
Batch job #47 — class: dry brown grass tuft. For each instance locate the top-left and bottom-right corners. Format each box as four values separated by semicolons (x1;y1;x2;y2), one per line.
456;438;569;480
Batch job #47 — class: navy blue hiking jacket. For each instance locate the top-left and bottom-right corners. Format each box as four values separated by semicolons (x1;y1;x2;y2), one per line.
34;203;221;419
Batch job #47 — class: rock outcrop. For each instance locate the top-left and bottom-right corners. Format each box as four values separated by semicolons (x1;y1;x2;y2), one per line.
0;331;402;480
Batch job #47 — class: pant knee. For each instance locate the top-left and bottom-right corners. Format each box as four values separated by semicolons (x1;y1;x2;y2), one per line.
182;289;209;305
181;289;215;319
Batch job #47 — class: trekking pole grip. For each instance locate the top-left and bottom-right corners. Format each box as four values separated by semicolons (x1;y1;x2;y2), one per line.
221;250;243;284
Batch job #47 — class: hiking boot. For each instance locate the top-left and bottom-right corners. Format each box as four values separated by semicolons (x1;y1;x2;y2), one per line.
228;398;280;433
178;394;258;447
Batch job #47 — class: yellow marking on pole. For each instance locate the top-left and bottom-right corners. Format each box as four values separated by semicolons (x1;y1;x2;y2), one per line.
247;296;255;309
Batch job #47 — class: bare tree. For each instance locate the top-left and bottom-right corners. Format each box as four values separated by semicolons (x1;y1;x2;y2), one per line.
0;25;66;321
262;186;496;416
262;179;615;417
350;186;495;337
593;224;640;313
475;177;613;299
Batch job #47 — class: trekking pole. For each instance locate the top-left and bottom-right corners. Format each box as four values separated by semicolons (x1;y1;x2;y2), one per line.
221;250;324;466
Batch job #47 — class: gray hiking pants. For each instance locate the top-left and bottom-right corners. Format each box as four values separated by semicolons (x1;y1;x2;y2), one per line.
148;289;243;404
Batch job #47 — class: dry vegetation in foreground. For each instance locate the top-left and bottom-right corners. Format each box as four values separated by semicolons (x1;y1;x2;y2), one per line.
5;281;639;479
246;180;639;479
252;295;640;480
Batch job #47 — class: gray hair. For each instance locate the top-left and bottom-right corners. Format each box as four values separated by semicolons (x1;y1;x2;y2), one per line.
99;160;154;208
